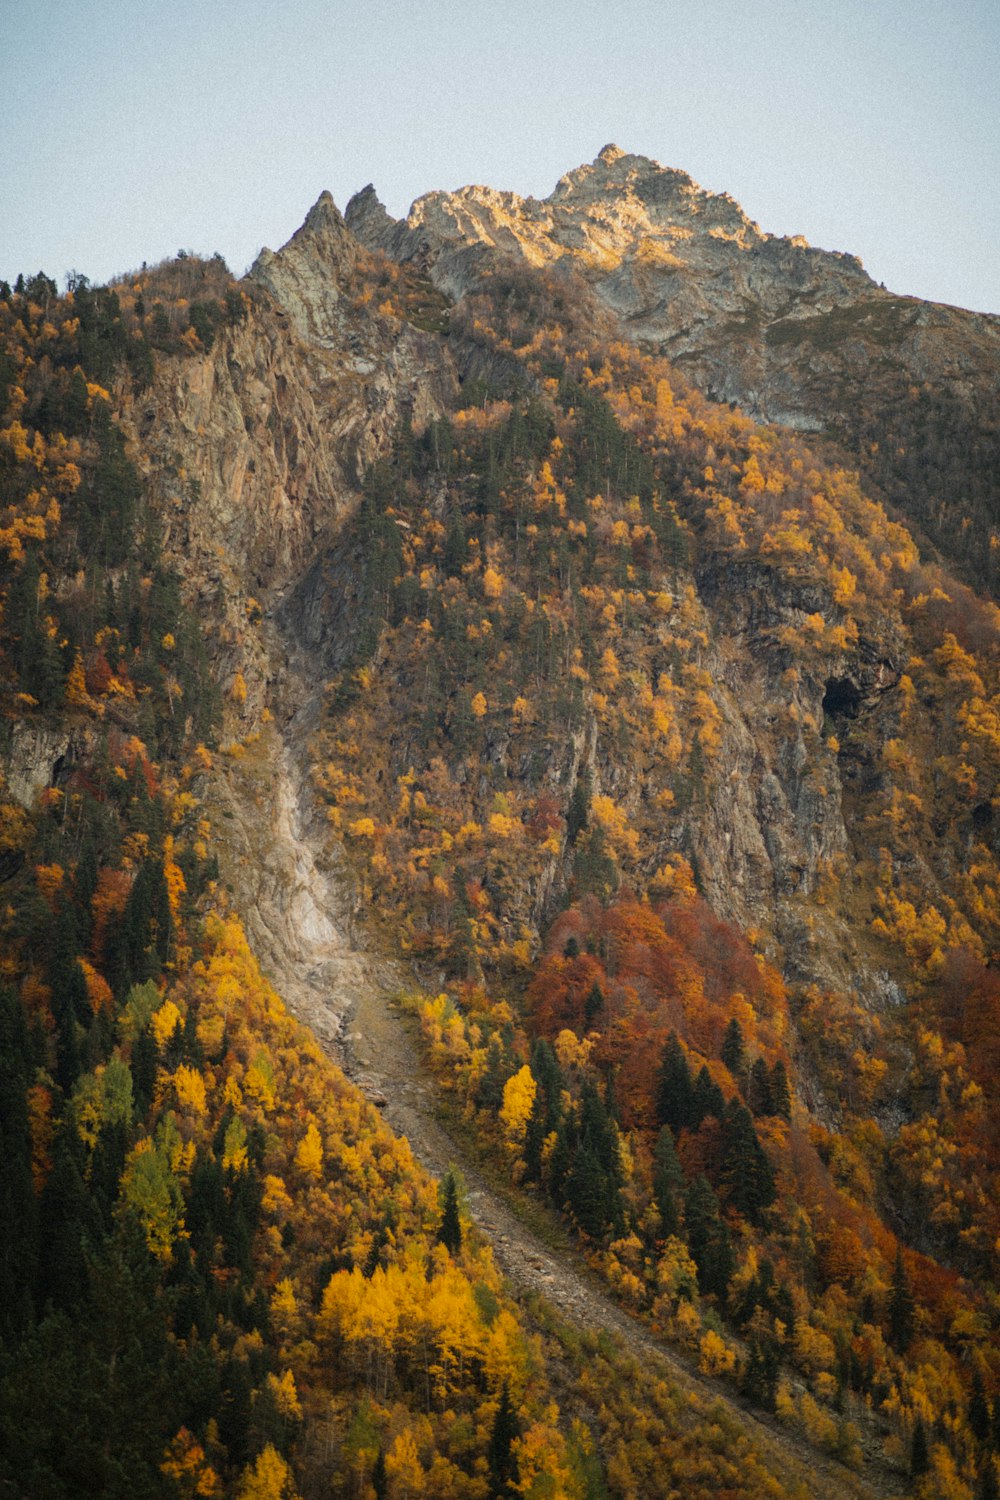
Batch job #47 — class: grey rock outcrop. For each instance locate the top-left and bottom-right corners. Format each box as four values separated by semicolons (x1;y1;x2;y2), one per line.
119;192;457;722
346;145;1000;435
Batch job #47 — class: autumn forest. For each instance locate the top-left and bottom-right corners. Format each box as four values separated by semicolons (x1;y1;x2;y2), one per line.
2;152;1000;1500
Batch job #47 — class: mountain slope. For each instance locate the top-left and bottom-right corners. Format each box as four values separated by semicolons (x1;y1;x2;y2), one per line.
346;145;1000;595
3;152;1000;1499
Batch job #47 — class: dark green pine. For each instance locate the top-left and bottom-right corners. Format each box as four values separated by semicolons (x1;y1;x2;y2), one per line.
656;1032;694;1134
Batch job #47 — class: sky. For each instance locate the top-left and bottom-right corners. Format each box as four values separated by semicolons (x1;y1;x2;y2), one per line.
1;0;998;314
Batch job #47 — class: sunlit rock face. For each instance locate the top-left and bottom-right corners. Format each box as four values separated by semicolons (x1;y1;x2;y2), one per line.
347;145;1000;443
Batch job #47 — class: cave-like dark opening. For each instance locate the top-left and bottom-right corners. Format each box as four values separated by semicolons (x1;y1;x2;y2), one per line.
822;677;861;719
972;801;993;832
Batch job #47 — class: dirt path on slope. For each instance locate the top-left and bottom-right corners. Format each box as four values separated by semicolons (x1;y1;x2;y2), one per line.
210;723;893;1500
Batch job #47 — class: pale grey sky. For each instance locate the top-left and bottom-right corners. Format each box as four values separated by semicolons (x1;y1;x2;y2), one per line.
2;0;998;312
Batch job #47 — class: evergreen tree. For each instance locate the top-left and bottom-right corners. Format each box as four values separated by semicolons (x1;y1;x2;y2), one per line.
910;1416;929;1478
443;508;467;576
9;554;65;707
721;1017;745;1079
740;1335;780;1411
652;1125;683;1238
584;981;604;1026
888;1246;915;1352
684;1176;734;1302
566;770;591;844
547;1119;575;1209
970;1369;993;1445
562;1087;621;1240
720;1101;775;1225
529;1037;564;1129
110;862;156;994
53;935;87;1028
362;1224;390;1279
691;1065;725;1128
437;1167;463;1255
488;1383;520;1499
51;989;81;1097
131;1028;159;1117
522;1091;547;1184
74;838;100;950
579;1081;618;1169
372;1447;388;1500
735;1257;776;1329
572;824;617;900
656;1032;694;1134
567;1140;610;1239
769;1059;792;1120
747;1057;773;1117
477;1036;507;1112
90;1121;129;1229
35;1121;96;1313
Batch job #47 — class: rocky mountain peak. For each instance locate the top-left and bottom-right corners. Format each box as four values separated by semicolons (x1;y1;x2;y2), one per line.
302;188;346;233
249;188;360;344
344;183;397;251
549;143;696;207
261;150;997;461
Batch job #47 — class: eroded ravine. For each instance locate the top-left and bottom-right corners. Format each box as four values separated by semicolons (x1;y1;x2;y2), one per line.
210;717;890;1500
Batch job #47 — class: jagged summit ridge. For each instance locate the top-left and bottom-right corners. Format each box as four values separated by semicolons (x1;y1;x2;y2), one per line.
338;146;879;427
344;144;775;270
270;148;998;445
343;182;397;250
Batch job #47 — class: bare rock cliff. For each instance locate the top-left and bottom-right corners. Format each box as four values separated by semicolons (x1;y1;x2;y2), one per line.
119;199;457;712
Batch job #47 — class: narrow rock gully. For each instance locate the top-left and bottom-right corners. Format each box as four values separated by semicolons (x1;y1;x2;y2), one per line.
210;720;892;1500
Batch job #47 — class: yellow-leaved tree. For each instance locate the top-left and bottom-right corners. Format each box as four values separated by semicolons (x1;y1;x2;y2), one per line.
236;1444;300;1500
500;1066;536;1148
294;1120;324;1179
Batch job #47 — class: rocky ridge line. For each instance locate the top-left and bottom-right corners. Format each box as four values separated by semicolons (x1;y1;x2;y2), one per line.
344;144;1000;436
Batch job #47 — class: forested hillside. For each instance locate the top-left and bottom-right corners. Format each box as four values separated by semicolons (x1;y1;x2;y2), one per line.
2;153;999;1499
300;257;1000;1497
0;275;603;1500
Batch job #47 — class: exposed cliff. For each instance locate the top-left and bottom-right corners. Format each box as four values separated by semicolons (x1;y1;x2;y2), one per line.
345;143;999;427
116;194;458;719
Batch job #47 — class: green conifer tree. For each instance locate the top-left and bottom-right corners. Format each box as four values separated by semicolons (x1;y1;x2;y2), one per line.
656;1033;694;1134
888;1246;915;1352
721;1101;775;1225
691;1065;725;1128
910;1416;929;1478
684;1175;734;1302
769;1059;792;1120
372;1447;388;1500
721;1017;745;1079
652;1125;683;1238
436;1167;463;1255
488;1383;520;1499
747;1057;774;1117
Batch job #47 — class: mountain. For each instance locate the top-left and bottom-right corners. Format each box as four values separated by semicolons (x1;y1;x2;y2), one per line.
347;144;1000;594
1;153;999;1499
